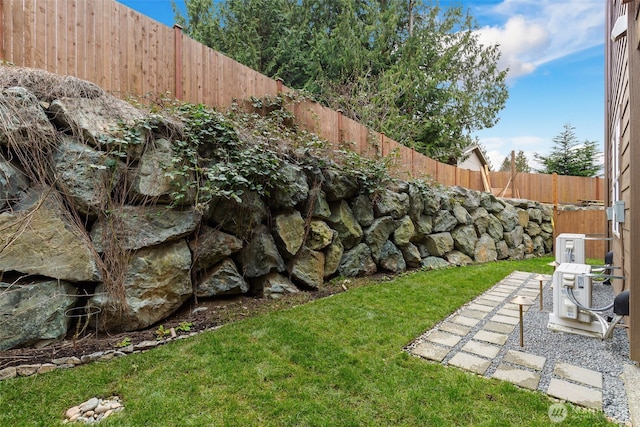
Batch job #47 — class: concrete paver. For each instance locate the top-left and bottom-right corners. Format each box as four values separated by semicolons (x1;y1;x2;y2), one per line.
489;314;520;325
483;321;516;334
503;350;546;371
439;322;472;336
474;298;501;307
426;331;462;347
473;330;508;345
458;309;488;320
448;352;491;375
466;302;494;313
496;308;520;318
461;340;501;359
554;361;602;388
451;315;481;327
491;364;540;390
412;342;450;362
547;378;602;410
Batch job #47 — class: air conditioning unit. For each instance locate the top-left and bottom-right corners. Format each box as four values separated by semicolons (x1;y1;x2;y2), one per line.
548;262;602;337
555;233;586;265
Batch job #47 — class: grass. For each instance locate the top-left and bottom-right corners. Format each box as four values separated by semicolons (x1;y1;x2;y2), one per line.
0;256;614;426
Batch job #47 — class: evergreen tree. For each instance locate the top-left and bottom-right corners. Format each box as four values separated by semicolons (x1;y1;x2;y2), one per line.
174;0;508;164
499;151;531;172
534;124;601;177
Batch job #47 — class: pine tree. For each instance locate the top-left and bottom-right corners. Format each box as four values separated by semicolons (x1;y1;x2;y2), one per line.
534;124;601;177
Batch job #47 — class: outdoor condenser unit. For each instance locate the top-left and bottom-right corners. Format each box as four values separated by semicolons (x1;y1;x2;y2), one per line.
548;262;602;337
555;233;586;265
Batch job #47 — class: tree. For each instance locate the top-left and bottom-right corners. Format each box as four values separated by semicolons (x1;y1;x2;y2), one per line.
174;0;508;164
534;124;601;177
499;150;531;173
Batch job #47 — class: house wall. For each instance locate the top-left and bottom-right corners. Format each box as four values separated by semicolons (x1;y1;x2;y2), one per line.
606;0;639;361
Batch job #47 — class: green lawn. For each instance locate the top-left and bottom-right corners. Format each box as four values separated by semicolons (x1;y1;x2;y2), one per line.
0;257;613;426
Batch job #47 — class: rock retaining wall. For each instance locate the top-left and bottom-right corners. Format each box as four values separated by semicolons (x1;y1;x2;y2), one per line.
0;67;553;350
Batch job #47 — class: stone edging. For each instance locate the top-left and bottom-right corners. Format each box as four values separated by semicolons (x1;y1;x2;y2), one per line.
0;326;222;382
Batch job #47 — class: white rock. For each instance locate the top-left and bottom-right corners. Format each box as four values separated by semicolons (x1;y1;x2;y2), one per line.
79;397;99;412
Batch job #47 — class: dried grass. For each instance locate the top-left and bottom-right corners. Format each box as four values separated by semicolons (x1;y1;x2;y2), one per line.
0;65;104;101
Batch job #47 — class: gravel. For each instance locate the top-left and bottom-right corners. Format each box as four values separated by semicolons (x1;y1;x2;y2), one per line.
407;271;633;424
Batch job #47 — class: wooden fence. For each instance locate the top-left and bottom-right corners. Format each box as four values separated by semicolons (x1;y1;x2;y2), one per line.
0;0;604;207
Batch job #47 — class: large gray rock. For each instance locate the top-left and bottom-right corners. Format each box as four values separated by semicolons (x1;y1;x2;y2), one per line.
407;182;424;221
90;205;200;252
496;240;510;260
128;137;194;204
420;256;450;270
207;190;267;239
189;226;243;272
516;209;529;227
323;231;344;277
525;221;542;237
0;156;28;210
421;185;442;215
474;234;498;263
0;87;56;148
400;242;422;268
306;220;333;251
445;250;473;266
53;137;124;216
196;259;248;297
413;214;433;238
486;214;505;242
0;188;100;282
451;224;478;257
480;192;505;213
0;280;77;350
470;207;490;235
338;243;377;277
259;273;299;299
509;244;526;260
364;216;396;262
424;232;454;257
374;189;409;219
289;247;324;289
523;234;534;255
393;216;415;246
49;96;146;153
452;203;472;225
378;241;406;273
528;208;542;224
433;210;458;233
304;188;331;220
273;211;305;257
328;200;363;250
238;225;285;278
448;186;481;210
532;235;546;256
89;240;192;332
322;168;358;201
504;226;524;248
350;194;375;227
270;163;309;209
497;203;519;232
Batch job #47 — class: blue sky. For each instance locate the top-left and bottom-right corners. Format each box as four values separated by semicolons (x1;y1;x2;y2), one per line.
119;0;605;171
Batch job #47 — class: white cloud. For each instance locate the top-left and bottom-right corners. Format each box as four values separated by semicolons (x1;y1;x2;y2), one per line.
480;136;546;171
474;0;604;80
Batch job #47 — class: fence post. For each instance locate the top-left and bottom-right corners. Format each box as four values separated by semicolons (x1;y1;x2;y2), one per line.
337;109;343;145
380;132;385;157
173;24;183;99
0;0;4;61
553;172;558;242
276;77;283;95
